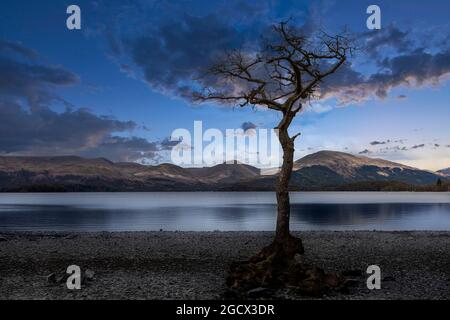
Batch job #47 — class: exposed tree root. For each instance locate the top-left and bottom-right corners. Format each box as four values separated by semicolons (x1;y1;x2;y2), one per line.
226;235;346;298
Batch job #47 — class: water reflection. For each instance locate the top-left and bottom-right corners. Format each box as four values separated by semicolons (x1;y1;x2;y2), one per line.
0;193;450;231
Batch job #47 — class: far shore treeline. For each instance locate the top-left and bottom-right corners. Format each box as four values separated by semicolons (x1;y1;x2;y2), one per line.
1;180;449;193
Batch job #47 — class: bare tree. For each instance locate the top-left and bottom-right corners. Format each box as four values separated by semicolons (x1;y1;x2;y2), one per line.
195;22;353;268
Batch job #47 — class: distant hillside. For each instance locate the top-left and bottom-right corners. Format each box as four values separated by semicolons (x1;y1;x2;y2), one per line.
0;156;259;191
294;151;440;186
0;151;446;192
236;151;444;190
438;167;450;176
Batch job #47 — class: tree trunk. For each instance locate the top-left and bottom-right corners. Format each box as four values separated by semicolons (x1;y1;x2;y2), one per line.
248;113;304;264
275;127;294;244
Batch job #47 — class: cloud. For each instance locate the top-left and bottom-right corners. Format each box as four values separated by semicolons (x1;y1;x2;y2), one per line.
370;140;388;146
368;140;439;154
0;100;134;154
104;0;318;100
80;136;159;162
159;137;183;150
128;13;245;97
124;15;450;106
359;149;371;155
307;103;333;114
0;39;161;162
322;48;450;104
0;39;38;60
0;39;79;108
362;25;412;58
95;3;450;107
241;121;257;131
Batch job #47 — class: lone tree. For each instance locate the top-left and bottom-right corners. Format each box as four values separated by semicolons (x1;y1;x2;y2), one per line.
195;22;353;292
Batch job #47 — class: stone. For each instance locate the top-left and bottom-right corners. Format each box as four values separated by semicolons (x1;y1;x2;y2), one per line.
246;287;273;298
84;269;95;281
0;236;8;242
46;273;56;284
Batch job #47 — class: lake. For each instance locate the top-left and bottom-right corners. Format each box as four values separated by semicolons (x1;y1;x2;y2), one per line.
1;192;450;232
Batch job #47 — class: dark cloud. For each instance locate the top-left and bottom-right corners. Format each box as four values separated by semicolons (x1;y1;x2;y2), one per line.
128;13;245;97
124;15;450;106
369;139;406;146
241;122;257;131
362;25;412;58
359;149;371;155
159;137;183;150
378;48;450;88
0;39;38;60
372;141;434;153
339;25;450;103
96;3;450;106
105;0;314;99
0;39;79;108
322;48;450;104
0;98;164;162
0;39;160;162
0;100;134;154
370;140;388;146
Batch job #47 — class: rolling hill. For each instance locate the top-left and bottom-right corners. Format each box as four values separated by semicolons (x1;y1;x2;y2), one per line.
234;151;443;191
0;151;445;191
438;167;450;177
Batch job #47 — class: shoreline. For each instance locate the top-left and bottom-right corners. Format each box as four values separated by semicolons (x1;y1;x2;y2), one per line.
1;231;450;300
1;190;450;193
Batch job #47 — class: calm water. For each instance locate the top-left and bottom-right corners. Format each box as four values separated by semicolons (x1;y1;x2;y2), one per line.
0;192;450;232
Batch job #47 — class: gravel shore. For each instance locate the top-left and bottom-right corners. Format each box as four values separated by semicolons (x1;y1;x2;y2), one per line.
1;231;449;300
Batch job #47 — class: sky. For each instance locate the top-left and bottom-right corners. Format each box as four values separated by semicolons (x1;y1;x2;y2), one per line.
0;0;449;171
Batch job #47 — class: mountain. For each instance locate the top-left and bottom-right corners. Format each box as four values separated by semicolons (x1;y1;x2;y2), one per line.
233;151;444;190
0;156;260;191
0;156;189;191
294;151;439;186
438;167;450;177
189;162;260;183
0;151;445;192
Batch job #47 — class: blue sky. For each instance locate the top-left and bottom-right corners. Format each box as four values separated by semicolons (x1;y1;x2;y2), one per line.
0;0;449;170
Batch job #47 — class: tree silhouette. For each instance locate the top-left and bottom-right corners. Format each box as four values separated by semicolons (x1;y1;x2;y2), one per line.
195;22;353;291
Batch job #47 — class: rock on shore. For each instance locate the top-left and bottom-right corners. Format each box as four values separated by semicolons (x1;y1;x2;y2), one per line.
0;231;449;300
